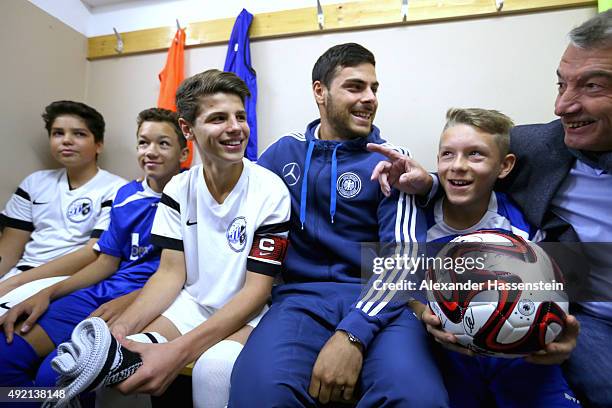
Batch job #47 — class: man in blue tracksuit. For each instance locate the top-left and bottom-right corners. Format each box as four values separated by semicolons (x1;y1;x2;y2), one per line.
230;43;448;407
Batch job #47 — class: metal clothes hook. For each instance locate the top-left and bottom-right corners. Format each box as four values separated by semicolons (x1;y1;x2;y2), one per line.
113;28;123;54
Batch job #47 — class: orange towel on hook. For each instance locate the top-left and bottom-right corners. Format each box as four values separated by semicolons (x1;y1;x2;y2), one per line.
158;28;193;168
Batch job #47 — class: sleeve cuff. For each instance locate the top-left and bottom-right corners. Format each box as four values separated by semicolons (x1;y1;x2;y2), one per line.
94;242;122;258
150;234;184;251
246;258;281;276
91;229;105;238
0;214;34;232
416;173;439;208
336;310;380;350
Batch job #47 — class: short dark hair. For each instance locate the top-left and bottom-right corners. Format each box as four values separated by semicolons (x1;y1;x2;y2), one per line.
569;9;612;49
42;100;105;143
175;69;251;124
136;108;186;149
312;43;376;88
443;108;514;156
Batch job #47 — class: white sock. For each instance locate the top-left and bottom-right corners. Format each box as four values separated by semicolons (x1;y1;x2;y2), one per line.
192;340;243;408
93;331;166;408
126;332;168;344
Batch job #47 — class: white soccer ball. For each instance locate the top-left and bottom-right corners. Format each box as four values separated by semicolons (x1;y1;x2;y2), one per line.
427;230;568;358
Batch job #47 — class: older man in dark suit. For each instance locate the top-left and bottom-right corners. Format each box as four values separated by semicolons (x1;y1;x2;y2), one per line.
369;10;612;407
502;10;612;407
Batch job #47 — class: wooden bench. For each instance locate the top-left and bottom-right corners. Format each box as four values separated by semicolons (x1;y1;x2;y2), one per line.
180;362;194;376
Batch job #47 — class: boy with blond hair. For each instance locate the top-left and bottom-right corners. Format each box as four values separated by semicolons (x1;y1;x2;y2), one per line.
413;108;579;407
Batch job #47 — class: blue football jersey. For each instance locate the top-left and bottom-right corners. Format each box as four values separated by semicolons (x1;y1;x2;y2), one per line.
224;8;257;161
92;179;162;296
426;191;544;244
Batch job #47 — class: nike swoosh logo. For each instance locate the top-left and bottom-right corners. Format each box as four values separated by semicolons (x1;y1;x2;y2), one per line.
33;200;48;205
186;220;197;226
0;302;11;310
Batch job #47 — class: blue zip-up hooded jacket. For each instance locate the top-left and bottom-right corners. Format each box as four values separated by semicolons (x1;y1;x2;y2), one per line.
258;119;427;348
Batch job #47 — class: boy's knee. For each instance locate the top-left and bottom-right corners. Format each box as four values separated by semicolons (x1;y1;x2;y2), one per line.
362;356;448;407
229;362;306;407
362;377;448;407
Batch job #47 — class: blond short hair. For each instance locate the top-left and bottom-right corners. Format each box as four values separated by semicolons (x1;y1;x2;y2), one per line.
443;108;514;156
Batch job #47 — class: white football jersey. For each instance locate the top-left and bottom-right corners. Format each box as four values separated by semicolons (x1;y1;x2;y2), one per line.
151;159;291;309
0;168;127;268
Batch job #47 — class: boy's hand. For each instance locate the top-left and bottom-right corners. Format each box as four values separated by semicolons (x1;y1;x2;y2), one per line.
0;290;51;343
417;303;577;362
417;303;475;357
114;339;187;396
367;143;432;197
89;292;138;326
109;321;131;342
525;314;579;365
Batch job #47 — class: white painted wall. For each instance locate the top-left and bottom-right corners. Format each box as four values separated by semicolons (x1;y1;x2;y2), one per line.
0;1;88;205
28;0;357;37
84;7;596;183
4;3;598;198
28;0;91;35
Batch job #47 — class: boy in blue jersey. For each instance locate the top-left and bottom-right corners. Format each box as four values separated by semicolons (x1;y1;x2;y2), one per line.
407;108;579;407
229;43;448;407
0;108;188;388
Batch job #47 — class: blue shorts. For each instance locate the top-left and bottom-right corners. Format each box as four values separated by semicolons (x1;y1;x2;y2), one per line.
37;282;140;346
437;348;580;407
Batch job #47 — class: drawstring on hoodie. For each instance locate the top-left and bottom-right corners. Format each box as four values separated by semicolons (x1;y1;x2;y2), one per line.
330;143;342;223
299;140;315;230
297;119;381;230
300;140;343;229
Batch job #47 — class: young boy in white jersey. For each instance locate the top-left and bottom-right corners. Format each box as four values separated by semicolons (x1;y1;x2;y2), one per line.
0;108;187;391
0;101;126;310
105;70;290;407
409;108;579;407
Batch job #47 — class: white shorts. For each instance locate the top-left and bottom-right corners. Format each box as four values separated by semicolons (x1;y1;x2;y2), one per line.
0;275;68;316
161;289;268;335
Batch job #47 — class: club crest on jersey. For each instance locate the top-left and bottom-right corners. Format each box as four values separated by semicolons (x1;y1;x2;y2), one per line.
282;162;301;186
227;217;247;252
67;197;93;223
336;172;362;199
